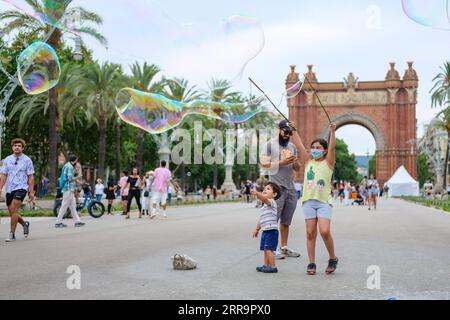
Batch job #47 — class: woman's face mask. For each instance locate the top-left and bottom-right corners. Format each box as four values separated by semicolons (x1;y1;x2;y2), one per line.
311;149;325;160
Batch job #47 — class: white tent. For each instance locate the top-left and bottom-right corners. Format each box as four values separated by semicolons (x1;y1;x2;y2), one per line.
386;166;420;197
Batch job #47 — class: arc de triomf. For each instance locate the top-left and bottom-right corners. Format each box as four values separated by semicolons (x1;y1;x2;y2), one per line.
287;62;418;186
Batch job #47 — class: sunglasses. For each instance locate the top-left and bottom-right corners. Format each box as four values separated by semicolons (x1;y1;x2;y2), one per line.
15;158;19;165
282;129;293;136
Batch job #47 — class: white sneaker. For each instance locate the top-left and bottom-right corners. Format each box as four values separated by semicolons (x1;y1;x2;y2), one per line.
275;250;286;260
280;246;301;258
5;233;16;242
150;211;157;219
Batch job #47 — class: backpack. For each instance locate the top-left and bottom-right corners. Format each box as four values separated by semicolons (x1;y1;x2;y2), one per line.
59;166;67;189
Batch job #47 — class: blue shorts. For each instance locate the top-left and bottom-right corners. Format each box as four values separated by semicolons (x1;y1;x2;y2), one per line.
260;229;279;251
303;200;332;220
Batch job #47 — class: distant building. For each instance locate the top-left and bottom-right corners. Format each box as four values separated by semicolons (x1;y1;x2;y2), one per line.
417;120;448;189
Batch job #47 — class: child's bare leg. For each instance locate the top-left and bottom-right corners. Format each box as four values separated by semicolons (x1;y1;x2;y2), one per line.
263;251;269;267
266;250;276;268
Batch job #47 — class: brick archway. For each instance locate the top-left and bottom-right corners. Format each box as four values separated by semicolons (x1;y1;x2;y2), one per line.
286;62;418;186
321;112;385;151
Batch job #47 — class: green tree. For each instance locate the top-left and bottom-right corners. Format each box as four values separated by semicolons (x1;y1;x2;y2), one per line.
334;138;360;182
78;61;120;180
0;0;107;191
417;153;434;188
430;61;450;189
204;79;238;187
130;62;162;171
368;156;376;177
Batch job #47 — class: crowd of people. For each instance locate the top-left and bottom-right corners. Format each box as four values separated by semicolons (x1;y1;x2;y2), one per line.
333;175;387;210
89;160;179;220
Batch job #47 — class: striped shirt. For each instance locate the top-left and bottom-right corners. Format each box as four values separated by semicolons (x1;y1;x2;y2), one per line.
259;199;279;231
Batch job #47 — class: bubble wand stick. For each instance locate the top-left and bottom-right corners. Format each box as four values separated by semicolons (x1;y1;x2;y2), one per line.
304;76;332;124
248;77;290;123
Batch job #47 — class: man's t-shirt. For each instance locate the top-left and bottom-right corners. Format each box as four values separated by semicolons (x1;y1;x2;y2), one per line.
153;168;172;193
1;154;34;193
262;139;298;190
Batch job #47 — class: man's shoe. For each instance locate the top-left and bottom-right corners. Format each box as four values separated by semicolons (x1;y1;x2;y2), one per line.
326;258;339;274
55;223;68;228
74;222;85;228
5;233;16;242
274;250;286;260
281;246;301;258
23;221;30;238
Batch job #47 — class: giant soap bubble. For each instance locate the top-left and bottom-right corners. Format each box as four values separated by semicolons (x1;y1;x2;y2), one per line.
1;0;82;35
402;0;450;30
116;88;268;134
87;0;264;97
17;42;61;95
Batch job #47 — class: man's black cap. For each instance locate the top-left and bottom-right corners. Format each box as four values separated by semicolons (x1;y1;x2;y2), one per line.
279;120;292;132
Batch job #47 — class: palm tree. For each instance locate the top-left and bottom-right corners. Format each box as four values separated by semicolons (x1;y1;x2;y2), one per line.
0;0;107;191
204;78;238;187
163;78;200;189
430;61;450;190
130;62;162;171
78;62;120;180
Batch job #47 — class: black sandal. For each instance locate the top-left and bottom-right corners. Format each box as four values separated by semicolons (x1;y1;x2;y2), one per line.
326;258;339;274
307;263;317;275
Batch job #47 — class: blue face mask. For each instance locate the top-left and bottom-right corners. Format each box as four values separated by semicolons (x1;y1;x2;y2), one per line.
311;149;325;160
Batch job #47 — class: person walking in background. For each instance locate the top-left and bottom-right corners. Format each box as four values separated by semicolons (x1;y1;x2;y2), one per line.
122;168;142;219
105;180;116;215
205;186;211;201
167;184;173;205
141;171;154;216
150;161;175;219
255;174;268;208
344;181;351;206
94;178;105;202
119;171;129;216
55;155;85;229
367;174;379;211
40;176;48;198
0;139;35;242
294;181;303;200
245;181;252;203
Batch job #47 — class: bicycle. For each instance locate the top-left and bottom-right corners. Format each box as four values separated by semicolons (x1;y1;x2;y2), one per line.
53;184;105;219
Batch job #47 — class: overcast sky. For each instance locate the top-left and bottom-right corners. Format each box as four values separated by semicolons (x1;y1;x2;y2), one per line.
1;0;449;155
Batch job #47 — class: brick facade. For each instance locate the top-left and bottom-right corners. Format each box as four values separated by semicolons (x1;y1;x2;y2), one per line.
287;62;418;187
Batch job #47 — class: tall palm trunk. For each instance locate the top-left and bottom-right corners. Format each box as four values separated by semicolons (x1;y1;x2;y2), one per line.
213;119;219;187
444;131;450;190
136;129;145;171
115;119;121;182
234;123;241;186
46;29;62;192
98;105;106;181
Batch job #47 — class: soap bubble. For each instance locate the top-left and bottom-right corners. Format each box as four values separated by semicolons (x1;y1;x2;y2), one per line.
115;88;268;134
17;41;61;95
402;0;450;30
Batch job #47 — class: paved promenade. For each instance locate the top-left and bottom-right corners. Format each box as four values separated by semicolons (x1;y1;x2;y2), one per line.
0;198;449;300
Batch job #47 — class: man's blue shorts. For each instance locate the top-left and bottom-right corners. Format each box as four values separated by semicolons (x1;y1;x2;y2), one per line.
260;229;279;251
